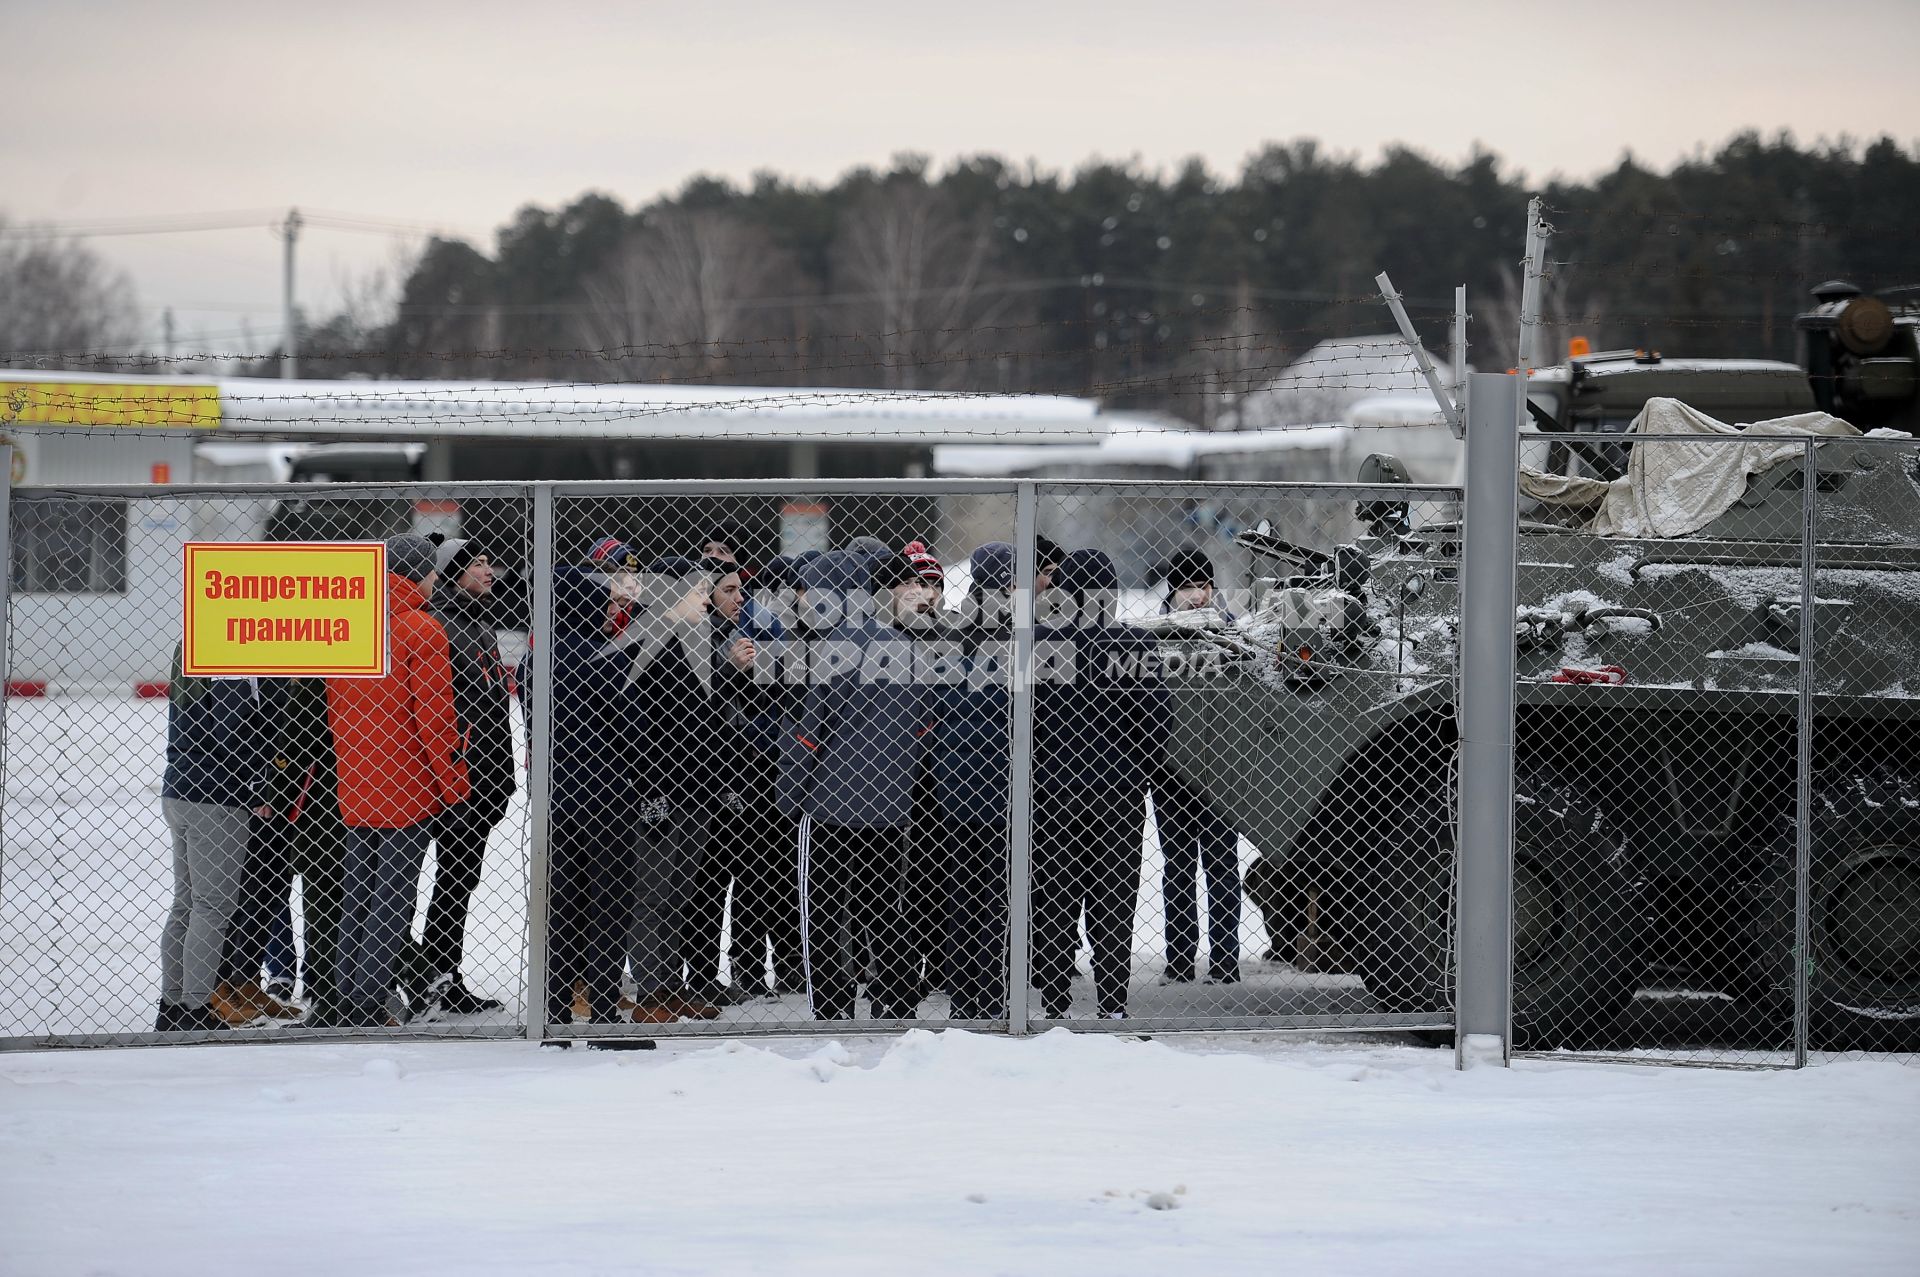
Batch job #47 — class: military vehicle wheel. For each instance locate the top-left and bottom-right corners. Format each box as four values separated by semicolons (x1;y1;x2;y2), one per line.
1355;768;1642;1050
1507;771;1644;1050
1760;769;1920;1051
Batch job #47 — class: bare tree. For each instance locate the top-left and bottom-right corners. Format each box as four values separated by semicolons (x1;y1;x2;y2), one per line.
577;208;794;381
828;182;1010;391
0;216;140;367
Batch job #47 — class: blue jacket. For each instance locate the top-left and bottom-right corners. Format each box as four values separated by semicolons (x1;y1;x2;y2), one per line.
931;619;1012;825
161;646;267;809
1033;551;1167;799
776;549;935;829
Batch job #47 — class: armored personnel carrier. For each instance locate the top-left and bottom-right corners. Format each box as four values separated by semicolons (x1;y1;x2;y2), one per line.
1157;402;1920;1051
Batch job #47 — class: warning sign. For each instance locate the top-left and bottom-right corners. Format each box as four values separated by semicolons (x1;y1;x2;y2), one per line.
183;542;388;677
2;381;221;429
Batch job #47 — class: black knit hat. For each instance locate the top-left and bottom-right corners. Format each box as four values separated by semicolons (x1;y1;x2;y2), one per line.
1161;547;1216;591
870;550;922;592
433;536;487;582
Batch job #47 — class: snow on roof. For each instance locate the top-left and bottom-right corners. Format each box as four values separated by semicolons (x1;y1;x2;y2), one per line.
1234;335;1456;431
934;413;1347;476
0;368;1105;445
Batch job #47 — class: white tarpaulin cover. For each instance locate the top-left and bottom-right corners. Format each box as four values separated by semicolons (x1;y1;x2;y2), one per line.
1519;396;1864;538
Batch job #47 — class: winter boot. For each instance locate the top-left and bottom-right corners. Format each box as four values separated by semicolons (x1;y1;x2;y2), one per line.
210;982;270;1028
440;978;503;1014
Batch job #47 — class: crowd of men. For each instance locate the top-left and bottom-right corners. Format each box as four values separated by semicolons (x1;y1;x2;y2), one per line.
154;525;1247;1032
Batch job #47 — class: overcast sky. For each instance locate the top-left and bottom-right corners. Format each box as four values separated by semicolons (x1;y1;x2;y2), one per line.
7;0;1917;353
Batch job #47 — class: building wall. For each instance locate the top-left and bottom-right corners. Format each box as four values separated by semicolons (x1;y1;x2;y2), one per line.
9;430;199;692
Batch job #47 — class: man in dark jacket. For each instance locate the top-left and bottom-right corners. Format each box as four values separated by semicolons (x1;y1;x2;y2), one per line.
541;567;648;1025
929;542;1017;1021
410;536;519;1016
1153;548;1245;984
1032;549;1167;1020
622;557;723;1022
711;555;804;998
777;549;938;1020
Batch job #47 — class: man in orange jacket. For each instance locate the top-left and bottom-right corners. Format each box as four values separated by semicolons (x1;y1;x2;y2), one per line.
319;535;470;1027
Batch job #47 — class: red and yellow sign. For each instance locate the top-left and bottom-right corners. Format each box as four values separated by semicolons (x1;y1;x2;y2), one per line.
183;543;388;677
2;381;221;429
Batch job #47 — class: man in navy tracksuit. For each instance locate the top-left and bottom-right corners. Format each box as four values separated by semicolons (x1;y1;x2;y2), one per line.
778;548;939;1021
1153;547;1245;984
1032;549;1168;1020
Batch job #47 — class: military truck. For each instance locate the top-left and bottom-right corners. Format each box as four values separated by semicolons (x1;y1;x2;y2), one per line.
1157;395;1920;1052
1520;282;1917;485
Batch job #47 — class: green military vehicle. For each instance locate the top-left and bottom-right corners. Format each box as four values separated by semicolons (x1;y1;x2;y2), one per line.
1157;290;1920;1052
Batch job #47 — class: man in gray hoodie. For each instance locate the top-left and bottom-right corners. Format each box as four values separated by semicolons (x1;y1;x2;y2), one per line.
777;548;939;1020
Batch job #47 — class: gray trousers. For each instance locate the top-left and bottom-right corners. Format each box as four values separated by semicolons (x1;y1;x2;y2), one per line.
160;797;252;1005
627;803;704;995
336;824;431;1013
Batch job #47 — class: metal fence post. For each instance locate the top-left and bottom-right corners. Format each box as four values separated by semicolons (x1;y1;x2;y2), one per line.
0;446;12;874
1005;481;1038;1036
1794;440;1817;1068
1456;373;1520;1068
523;482;557;1041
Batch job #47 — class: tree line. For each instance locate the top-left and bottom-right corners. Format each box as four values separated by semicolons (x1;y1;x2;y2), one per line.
10;132;1918;424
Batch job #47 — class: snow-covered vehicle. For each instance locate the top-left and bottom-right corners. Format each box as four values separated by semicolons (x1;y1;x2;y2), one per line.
1155;397;1920;1051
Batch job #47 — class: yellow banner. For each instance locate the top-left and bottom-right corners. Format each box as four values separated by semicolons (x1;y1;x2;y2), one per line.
183;543;388;677
2;381;221;429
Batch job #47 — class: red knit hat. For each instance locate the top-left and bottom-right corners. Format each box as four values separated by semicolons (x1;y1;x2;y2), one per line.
903;539;944;583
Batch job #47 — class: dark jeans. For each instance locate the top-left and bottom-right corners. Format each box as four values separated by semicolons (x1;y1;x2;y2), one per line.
801;820;915;1020
677;800;729;987
1157;780;1243;979
1034;788;1145;1017
287;806;347;1005
219;815;287;990
336;824;430;1017
418;794;507;981
728;804;805;993
945;820;1008;1021
547;806;640;1024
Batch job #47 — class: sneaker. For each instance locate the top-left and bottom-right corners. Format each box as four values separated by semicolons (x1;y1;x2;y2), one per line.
1100;1010;1129;1020
1158;968;1196;985
263;975;298;1004
154;1000;226;1032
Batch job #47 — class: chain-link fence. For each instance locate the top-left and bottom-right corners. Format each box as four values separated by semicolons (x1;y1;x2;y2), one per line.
3;468;1913;1061
1508;427;1920;1065
1;475;1466;1047
1;483;534;1044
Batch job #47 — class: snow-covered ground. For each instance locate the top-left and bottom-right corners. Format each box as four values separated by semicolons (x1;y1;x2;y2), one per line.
1;1031;1914;1275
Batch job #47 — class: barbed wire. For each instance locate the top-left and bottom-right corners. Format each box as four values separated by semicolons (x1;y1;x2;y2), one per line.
2;290;1459;368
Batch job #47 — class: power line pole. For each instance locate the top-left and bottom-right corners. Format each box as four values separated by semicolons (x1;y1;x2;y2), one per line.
280;207;302;379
